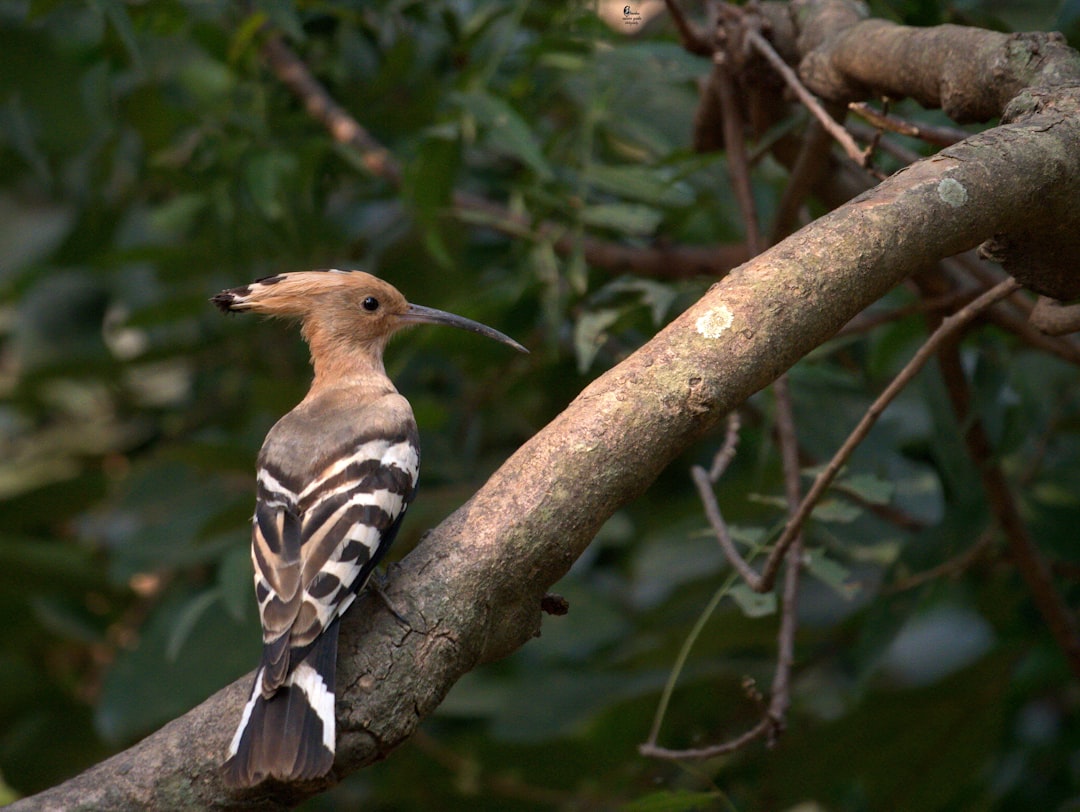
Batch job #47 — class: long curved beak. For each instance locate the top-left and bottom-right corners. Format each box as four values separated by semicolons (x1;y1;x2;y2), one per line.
400;304;528;353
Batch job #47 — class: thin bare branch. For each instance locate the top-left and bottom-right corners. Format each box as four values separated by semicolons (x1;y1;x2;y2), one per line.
639;717;773;761
646;385;803;761
767;376;804;739
692;464;762;587
846;120;926;168
771;117;837;242
713;53;764;252
709;412;742;481
849;100;971;146
261;35;402;185
746;29;869;167
837;286;981;336
885;527;995;594
947;257;1080;365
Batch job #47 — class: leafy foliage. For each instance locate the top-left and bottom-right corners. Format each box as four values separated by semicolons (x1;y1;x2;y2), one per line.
0;0;1077;809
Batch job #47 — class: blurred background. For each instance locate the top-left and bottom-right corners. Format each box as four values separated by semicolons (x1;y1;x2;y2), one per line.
1;1;1078;809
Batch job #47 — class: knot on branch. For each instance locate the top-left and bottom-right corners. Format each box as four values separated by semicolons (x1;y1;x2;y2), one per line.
984;180;1080;298
981;216;1080;301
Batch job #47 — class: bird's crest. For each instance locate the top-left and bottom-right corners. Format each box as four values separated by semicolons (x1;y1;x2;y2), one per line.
211;270;406;320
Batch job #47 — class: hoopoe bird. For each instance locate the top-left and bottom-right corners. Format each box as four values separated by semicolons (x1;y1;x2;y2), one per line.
213;269;525;787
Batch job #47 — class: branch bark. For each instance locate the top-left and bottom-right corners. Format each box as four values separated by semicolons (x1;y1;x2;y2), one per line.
15;3;1080;809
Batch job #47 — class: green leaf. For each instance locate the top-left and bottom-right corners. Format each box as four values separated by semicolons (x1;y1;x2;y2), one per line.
404;133;462;268
96;586;260;743
805;548;858;600
811;497;862;523
573;308;621;373
625;789;725;812
148;193;207;238
579;203;663;236
218;545;253;623
729;583;777;618
539;51;589;72
165;588;220;661
596;277;679;323
95;0;143;71
244;150;298;221
453;90;552;179
584;164;695;207
836;472;896;505
729;524;768;548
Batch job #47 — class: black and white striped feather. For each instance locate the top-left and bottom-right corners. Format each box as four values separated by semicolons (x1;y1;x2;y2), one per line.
222;393;419;787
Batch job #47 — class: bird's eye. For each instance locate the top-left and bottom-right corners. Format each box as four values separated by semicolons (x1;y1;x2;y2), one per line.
362;296;380;312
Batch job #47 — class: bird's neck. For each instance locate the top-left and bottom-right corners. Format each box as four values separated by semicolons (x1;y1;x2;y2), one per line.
304;326;396;398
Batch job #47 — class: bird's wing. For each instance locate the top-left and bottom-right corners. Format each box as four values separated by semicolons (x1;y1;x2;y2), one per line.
252;428;419;693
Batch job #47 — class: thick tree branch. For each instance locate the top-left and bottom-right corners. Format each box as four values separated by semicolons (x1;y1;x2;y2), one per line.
794;11;1080;122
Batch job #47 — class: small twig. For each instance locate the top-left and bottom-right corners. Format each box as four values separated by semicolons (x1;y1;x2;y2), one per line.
885;528;995;594
766;375;803;742
692;464;762;588
849;100;970;147
861;97;889;166
837;287;981;336
745;29;868;167
713;53;764;252
771;116;837;243
643;393;804;762
847;121;925;168
709;412;742;481
640;717;773;760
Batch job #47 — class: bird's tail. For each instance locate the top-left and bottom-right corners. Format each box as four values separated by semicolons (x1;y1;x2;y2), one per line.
222;621;340;788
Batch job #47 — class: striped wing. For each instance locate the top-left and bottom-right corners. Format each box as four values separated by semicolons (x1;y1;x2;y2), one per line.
251;433;419;694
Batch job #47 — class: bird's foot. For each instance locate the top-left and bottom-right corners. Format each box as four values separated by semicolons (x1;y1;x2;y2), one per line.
367;575;416;631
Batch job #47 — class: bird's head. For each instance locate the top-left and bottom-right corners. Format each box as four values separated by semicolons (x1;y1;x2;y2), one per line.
213;270;526;356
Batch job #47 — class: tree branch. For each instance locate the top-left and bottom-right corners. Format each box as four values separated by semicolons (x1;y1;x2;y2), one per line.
848;100;971;147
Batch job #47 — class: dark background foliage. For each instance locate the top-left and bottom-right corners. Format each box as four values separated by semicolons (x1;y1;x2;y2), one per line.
1;0;1077;809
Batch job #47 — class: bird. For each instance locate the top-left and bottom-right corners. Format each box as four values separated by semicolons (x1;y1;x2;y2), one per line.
212;269;526;787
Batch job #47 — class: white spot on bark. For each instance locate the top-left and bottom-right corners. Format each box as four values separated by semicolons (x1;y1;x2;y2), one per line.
695;305;734;338
937;177;967;207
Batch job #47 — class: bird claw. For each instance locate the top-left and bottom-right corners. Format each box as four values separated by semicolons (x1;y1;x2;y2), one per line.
367;576;415;631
